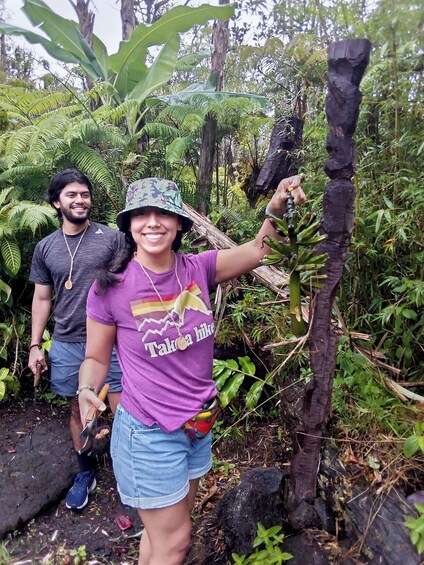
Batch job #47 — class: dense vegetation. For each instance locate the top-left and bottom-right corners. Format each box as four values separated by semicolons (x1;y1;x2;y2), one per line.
0;0;423;556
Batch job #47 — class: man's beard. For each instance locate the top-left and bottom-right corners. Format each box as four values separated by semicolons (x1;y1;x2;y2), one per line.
61;206;92;224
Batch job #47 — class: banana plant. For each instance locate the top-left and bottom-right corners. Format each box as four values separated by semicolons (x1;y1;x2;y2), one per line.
0;0;234;106
262;195;328;336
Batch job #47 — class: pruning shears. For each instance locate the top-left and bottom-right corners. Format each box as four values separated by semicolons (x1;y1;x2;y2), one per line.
78;384;110;455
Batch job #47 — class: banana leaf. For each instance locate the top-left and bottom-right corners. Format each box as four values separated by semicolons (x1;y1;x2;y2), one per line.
0;22;86;67
110;4;234;97
22;0;104;79
128;35;180;102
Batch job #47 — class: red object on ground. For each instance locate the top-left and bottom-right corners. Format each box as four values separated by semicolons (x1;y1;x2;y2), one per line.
114;514;133;531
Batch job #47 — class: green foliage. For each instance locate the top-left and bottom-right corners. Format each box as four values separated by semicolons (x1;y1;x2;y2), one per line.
0;183;56;369
0;367;20;401
404;504;424;556
0;542;11;564
69;544;87;565
366;277;424;375
332;336;408;435
212;453;236;477
214;356;271;410
215;282;290;351
404;423;424;458
232;523;293;564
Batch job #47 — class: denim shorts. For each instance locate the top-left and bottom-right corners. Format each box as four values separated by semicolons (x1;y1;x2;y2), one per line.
111;404;212;509
49;340;122;397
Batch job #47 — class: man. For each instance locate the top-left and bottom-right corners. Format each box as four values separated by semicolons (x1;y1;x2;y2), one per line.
28;169;124;511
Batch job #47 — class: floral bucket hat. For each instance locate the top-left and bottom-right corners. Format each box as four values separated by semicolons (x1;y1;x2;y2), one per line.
116;177;193;233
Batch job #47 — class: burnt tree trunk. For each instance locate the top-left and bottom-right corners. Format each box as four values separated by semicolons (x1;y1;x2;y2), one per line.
289;39;371;508
253;116;304;201
197;0;229;215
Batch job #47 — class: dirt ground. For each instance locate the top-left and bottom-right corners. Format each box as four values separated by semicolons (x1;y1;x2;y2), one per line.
1;395;290;565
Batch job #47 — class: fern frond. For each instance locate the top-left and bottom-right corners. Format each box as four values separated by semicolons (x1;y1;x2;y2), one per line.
0;237;21;276
0;104;32;126
5;127;39;166
35;114;70;139
26;91;75;117
0;220;14;239
127;150;157;184
0;187;14;206
66;120;128;149
141;122;180;140
95;99;139;125
9;202;57;235
65;143;116;191
166;136;193;165
0;165;50;183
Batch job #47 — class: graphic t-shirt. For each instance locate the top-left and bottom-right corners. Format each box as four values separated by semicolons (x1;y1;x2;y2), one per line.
30;222;125;341
87;250;219;432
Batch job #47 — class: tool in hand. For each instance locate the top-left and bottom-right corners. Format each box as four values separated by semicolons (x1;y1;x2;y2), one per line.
34;363;42;387
78;384;110;455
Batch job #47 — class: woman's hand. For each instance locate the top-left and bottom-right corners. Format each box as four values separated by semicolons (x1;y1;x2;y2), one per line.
77;387;107;428
267;175;306;216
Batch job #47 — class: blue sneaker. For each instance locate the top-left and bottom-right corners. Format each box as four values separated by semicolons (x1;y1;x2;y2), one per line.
65;471;96;510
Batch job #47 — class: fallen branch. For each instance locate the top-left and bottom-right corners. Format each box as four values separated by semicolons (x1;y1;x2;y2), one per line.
385;378;424;404
185;203;290;297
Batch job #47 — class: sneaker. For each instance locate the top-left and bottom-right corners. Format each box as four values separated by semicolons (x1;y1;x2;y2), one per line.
65;471;96;510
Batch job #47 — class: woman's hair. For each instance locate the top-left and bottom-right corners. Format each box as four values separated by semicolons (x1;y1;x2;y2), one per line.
95;228;184;292
47;169;93;219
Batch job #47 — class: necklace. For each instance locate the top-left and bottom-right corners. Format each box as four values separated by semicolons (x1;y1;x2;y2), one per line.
62;224;89;290
138;252;189;351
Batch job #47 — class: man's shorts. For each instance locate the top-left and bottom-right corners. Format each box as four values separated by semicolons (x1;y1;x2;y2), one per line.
48;340;122;397
111;404;212;509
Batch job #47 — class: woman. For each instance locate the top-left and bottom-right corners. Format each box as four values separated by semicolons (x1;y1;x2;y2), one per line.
78;176;305;565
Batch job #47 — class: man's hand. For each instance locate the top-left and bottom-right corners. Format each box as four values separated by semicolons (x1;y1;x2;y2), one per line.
28;347;47;381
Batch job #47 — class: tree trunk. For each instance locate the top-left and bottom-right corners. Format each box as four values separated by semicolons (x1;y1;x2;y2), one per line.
196;0;229;215
289;39;371;507
121;0;136;40
0;33;5;73
68;0;95;91
253;116;304;201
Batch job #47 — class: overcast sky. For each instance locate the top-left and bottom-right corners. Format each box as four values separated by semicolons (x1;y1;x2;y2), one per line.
2;0;229;78
3;0;124;55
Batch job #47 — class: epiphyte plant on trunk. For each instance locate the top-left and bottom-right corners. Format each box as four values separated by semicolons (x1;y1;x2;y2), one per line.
261;192;328;336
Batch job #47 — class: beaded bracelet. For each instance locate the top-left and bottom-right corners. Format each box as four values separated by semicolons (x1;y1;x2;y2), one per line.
29;343;40;351
76;384;98;397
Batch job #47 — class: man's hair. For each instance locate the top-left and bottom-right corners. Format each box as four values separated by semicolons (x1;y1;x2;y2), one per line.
47;169;93;218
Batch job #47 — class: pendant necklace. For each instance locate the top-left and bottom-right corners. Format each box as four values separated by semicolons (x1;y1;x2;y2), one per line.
138;252;188;351
62;224;89;290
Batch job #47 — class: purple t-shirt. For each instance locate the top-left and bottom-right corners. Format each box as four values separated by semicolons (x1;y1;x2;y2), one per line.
87;250;219;432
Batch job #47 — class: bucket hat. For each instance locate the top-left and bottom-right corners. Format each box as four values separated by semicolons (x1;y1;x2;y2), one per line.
116;177;193;233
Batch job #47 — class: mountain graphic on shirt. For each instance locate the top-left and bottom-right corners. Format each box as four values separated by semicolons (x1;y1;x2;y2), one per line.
131;282;211;341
